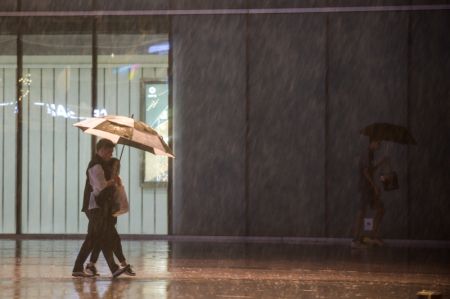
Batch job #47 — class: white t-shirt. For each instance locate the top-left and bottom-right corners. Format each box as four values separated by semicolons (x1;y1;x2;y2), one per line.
87;164;109;210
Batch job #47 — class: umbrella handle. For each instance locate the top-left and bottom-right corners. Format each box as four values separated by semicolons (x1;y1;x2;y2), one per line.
119;145;125;161
119;113;134;161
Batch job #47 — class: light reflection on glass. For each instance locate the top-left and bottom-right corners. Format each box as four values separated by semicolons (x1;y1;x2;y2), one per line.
30;101;108;120
0;101;14;106
148;42;169;55
0;100;110;119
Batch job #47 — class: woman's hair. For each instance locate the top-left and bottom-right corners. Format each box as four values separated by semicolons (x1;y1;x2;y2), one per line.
110;157;120;164
109;158;121;174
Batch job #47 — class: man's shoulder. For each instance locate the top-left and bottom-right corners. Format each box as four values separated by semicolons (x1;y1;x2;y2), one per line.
88;156;104;168
88;163;104;176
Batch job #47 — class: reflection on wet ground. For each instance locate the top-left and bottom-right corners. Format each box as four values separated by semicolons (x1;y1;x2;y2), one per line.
0;239;449;298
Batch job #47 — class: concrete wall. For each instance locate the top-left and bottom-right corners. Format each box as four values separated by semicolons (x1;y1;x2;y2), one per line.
409;11;450;240
172;2;450;239
247;13;326;237
327;11;409;238
172;14;247;235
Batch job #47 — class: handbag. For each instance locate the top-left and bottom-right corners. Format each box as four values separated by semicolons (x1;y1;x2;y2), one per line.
381;171;399;191
112;185;129;216
380;157;399;191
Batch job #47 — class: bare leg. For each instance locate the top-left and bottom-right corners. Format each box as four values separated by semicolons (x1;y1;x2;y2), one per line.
371;200;385;239
353;208;366;241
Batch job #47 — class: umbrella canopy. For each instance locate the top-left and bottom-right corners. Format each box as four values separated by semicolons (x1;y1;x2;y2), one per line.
74;115;174;158
361;123;416;145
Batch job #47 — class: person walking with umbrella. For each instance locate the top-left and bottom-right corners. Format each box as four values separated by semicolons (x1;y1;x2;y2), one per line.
352;123;416;248
72;139;128;277
85;158;135;277
72;115;174;276
352;137;387;248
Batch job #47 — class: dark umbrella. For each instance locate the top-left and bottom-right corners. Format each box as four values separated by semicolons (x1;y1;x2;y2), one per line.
360;123;416;145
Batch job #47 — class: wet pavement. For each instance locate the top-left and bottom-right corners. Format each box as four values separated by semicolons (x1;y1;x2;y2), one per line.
0;239;449;298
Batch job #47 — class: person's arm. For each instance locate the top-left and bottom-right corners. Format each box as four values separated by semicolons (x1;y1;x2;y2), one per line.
114;175;122;187
88;164;115;196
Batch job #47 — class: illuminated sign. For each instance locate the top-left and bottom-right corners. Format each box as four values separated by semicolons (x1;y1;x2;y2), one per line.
143;81;169;183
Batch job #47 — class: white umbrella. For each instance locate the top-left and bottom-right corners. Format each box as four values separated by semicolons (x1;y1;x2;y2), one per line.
74;115;174;158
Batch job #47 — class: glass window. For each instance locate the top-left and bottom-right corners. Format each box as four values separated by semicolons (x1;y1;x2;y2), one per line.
97;16;169;234
21;17;92;233
0;18;17;233
0;14;170;235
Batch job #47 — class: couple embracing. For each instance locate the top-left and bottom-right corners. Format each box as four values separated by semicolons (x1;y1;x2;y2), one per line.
72;139;135;278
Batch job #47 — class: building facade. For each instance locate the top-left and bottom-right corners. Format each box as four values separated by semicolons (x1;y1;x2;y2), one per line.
1;1;449;240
